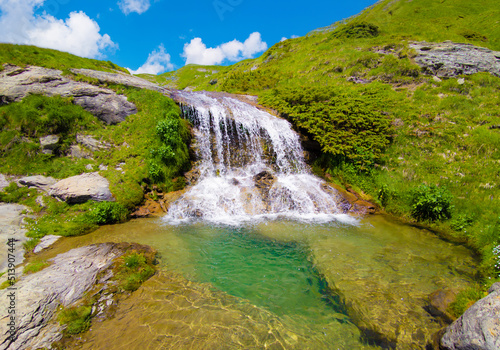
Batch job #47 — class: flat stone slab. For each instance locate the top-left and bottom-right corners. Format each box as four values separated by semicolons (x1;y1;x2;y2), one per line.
0;174;9;191
0;203;29;273
33;235;61;254
49;172;113;204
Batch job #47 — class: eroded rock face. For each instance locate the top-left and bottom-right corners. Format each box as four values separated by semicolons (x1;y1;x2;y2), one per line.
0;65;137;124
0;243;151;350
441;283;500;350
49;172;113;204
410;41;500;78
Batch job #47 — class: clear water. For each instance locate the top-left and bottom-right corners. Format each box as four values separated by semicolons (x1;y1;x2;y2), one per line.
39;217;477;349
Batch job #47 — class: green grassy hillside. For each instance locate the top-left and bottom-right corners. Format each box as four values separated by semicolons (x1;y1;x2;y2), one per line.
0;44;129;73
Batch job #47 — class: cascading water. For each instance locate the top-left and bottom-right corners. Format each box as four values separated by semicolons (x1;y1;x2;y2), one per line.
165;91;353;225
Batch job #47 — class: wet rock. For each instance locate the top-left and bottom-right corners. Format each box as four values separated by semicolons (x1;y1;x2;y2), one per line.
0;243;152;350
410;41;500;78
33;235;61;254
49;172;113;204
441;283;500;350
253;170;276;190
426;288;457;324
39;135;59;154
17;175;57;192
0;65;137;124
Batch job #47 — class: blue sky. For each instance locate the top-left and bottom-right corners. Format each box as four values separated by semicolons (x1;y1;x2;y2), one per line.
0;0;377;74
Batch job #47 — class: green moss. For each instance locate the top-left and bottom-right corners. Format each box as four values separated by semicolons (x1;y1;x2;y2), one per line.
57;305;92;335
113;252;156;292
23;260;50;274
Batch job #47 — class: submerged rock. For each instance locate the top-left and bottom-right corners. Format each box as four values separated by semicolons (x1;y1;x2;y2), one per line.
49;172;113;204
0;65;137;124
441;283;500;350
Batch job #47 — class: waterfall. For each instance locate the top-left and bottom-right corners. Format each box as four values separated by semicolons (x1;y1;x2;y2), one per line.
164;91;352;225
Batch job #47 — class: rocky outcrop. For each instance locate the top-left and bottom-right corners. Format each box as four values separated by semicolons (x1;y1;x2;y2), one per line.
441;283;500;350
410;41;500;78
70;68;171;94
0;243;151;350
17;175;57;192
39;135;60;154
49;172;113;204
0;65;137;124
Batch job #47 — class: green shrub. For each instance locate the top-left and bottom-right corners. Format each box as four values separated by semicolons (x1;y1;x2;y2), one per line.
115;252;155;292
411;184;453;221
87;201;128;225
331;22;380;39
0;183;31;203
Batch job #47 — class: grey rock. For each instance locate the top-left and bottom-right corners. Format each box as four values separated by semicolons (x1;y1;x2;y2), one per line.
0;243;126;350
17;175;57;192
68;145;92;159
70;68;171;94
39;135;59;154
0;65;137;124
0;174;9;191
35;196;45;208
33;235;61;254
49;172;113;204
76;133;111;151
410;41;500;78
441;282;500;350
0;203;29;273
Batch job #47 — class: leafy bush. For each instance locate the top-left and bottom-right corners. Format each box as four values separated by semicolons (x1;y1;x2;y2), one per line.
331;22;379;39
87;201;128;225
411;184;453;221
259;85;393;171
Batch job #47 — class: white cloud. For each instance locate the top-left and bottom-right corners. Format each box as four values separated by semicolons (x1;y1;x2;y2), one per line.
118;0;150;15
182;32;267;65
127;45;174;75
0;0;116;59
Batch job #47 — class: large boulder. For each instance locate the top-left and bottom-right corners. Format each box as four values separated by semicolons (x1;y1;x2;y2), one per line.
410;41;500;78
49;172;113;204
441;283;500;350
0;65;137;124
